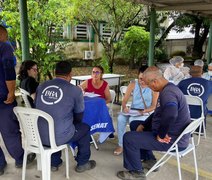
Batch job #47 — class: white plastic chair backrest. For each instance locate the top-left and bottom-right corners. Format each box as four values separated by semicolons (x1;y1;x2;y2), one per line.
185;95;204;119
109;89;116;105
19;87;32;108
13;107;58;152
120;86;128;98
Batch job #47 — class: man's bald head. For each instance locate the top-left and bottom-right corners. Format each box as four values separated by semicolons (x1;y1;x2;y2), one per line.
0;25;8;42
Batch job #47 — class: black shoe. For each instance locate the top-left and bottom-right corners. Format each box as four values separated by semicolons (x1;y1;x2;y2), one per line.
51;162;63;172
117;170;146;180
108;133;115;139
15;153;36;168
75;160;96;173
142;159;159;172
0;162;7;176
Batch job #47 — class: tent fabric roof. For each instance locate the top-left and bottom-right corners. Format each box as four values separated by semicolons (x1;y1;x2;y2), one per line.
132;0;212;18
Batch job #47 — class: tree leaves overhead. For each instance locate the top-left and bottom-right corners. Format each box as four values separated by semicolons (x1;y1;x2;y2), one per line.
1;0;73;79
69;0;143;31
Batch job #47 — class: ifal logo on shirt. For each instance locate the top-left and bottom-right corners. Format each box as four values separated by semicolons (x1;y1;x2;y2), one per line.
187;83;204;97
41;85;63;105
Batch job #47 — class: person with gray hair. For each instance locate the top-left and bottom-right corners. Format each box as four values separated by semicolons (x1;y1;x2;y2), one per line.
117;66;190;180
202;63;212;80
163;56;189;84
194;59;204;67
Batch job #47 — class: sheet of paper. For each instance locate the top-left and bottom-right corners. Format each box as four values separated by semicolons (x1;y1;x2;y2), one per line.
120;109;142;117
84;92;101;97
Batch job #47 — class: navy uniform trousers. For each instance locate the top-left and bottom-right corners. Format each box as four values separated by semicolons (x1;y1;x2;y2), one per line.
0;101;24;168
123;130;172;171
51;122;91;167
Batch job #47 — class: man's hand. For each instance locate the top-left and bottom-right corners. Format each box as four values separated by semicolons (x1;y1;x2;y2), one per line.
136;124;144;132
157;134;171;144
4;92;15;104
4;80;16;104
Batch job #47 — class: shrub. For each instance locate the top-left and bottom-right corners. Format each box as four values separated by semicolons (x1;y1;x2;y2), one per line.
155;48;168;62
170;50;186;57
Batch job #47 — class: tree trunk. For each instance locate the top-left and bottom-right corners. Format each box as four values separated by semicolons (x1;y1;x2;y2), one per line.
47;70;53;80
154;14;186;48
105;43;116;73
155;17;179;48
108;60;113;73
129;55;136;69
192;19;209;59
129;58;134;69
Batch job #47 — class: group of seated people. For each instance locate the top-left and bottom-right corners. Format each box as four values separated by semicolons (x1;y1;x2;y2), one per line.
17;61;114;173
1;55;212;179
114;56;212;156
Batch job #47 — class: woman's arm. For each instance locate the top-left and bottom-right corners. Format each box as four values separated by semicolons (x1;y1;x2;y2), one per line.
104;85;111;104
122;82;135;112
142;90;159;113
79;80;88;91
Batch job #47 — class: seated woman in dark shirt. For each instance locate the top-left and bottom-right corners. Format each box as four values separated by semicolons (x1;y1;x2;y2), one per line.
18;60;39;107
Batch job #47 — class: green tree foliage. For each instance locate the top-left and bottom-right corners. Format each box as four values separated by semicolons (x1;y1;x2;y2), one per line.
0;0;72;79
69;0;144;72
118;26;149;68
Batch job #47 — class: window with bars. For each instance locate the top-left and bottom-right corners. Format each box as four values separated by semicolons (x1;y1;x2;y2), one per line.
99;23;112;41
99;23;128;42
74;23;91;41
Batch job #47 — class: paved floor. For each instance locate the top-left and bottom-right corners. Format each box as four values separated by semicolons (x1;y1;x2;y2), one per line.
1;104;212;180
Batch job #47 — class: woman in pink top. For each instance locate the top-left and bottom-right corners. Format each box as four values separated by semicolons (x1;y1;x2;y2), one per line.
80;66;111;103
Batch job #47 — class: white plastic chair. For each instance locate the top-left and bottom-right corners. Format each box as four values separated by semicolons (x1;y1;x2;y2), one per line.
108;89;116;118
120;86;132;111
19;87;32;108
185;95;206;146
19;87;76;157
146;118;202;180
13;107;70;180
120;86;128;98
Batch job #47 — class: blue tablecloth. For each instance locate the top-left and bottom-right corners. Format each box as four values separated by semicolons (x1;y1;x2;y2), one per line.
83;96;115;143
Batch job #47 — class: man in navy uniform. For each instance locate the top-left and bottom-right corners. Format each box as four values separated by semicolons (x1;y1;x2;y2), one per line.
35;61;96;172
178;65;212;118
117;66;191;180
0;25;35;176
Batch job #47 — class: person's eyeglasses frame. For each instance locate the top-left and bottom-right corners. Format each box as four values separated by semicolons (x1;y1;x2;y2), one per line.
92;71;101;75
